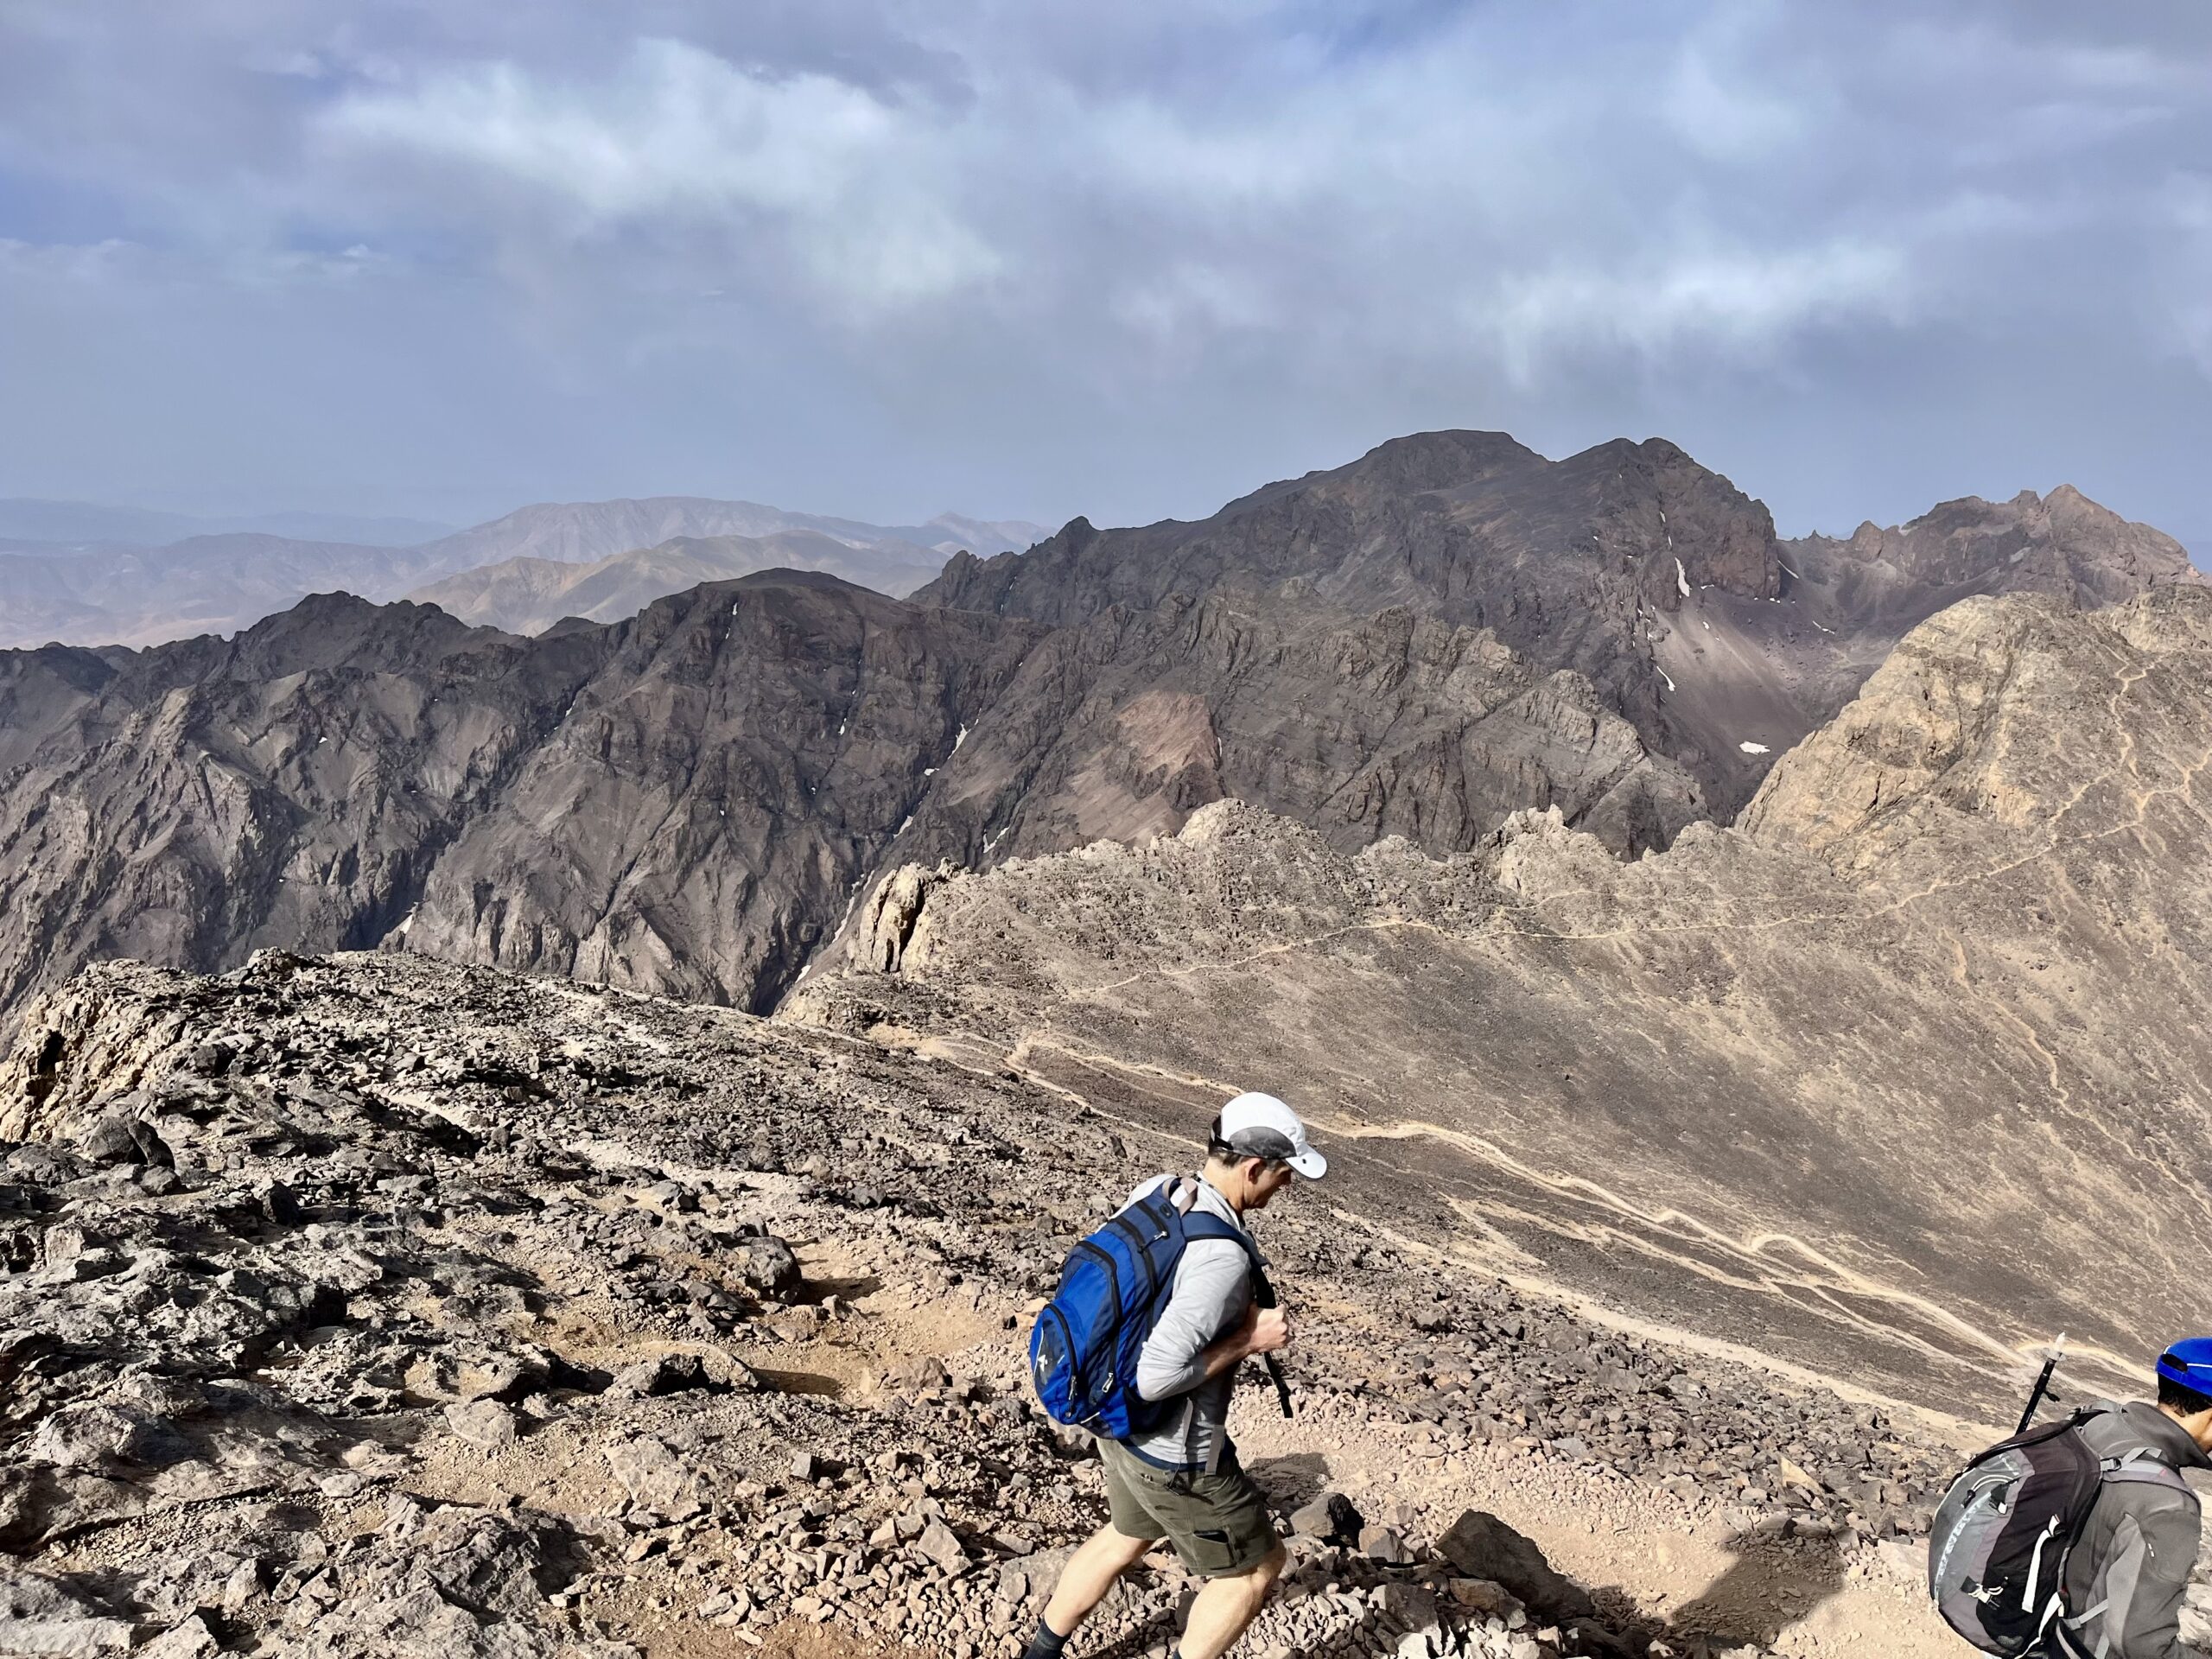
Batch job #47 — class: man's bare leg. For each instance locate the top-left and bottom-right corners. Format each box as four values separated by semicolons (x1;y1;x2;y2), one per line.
1176;1541;1286;1659
1031;1524;1155;1649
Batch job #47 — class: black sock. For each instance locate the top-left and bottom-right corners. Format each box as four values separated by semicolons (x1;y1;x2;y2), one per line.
1021;1615;1070;1659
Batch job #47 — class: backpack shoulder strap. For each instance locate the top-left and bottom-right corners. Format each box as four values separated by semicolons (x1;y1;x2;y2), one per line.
2101;1445;2198;1503
1179;1211;1249;1246
1179;1211;1279;1310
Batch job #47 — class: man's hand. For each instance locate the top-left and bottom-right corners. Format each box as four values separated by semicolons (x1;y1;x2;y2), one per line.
1244;1306;1291;1357
1192;1302;1293;1386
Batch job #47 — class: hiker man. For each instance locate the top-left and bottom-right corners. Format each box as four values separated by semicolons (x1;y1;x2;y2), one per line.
1023;1092;1326;1659
2050;1342;2212;1658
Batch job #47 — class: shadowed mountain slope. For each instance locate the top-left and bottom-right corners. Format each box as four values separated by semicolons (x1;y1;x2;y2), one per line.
0;569;1699;1033
882;591;1705;866
791;585;2212;1409
0;575;1040;1028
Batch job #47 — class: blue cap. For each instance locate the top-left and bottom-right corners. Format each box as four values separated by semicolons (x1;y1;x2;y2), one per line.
2154;1337;2212;1392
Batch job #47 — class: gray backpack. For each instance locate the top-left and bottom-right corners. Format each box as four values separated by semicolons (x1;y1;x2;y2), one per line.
1928;1409;2185;1655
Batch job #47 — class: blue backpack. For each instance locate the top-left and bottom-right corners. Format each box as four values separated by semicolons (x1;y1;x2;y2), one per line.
1028;1176;1287;1437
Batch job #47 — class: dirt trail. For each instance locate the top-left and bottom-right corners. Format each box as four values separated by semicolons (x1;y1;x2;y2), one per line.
1229;1408;1950;1658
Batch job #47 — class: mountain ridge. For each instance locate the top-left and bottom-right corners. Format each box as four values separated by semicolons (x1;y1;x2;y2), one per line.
0;431;2193;1039
922;434;2199;816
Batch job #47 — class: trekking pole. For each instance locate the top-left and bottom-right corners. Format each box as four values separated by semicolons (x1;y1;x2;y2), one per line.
1263;1355;1294;1419
2015;1334;2067;1435
1251;1274;1294;1419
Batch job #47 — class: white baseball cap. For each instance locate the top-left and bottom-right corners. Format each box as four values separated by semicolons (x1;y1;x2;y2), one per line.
1217;1091;1327;1179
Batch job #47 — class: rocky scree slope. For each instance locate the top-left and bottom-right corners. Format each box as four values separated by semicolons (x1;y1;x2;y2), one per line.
796;586;2212;1418
921;432;2199;817
0;950;1980;1658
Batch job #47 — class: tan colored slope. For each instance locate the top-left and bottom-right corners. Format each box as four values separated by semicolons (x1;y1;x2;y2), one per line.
790;587;2212;1416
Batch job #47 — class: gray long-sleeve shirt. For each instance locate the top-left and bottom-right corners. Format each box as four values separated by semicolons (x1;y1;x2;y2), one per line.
2059;1400;2210;1659
1119;1174;1256;1473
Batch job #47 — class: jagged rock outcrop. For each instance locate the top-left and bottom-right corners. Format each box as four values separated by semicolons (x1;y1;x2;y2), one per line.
796;586;2212;1415
0;950;1969;1656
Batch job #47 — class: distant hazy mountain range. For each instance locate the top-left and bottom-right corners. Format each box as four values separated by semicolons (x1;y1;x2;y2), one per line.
0;498;454;548
0;496;1048;649
405;531;945;632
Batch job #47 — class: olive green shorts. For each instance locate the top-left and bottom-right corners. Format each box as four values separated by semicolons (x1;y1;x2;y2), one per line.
1097;1439;1279;1580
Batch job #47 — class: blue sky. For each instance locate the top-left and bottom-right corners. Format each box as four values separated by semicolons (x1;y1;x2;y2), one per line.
1;1;2206;547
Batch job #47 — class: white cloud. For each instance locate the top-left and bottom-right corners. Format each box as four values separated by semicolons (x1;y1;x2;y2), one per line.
0;2;2207;534
296;16;1933;371
320;38;1001;316
1481;241;1913;381
1662;3;1816;164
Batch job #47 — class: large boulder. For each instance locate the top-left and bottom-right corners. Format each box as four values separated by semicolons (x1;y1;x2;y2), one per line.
1435;1510;1594;1621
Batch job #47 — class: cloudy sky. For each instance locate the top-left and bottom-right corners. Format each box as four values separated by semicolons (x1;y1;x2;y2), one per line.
2;1;2207;545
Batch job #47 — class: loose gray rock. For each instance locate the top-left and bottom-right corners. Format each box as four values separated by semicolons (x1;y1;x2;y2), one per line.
916;1519;969;1573
729;1234;802;1300
1360;1523;1416;1565
443;1399;518;1450
1288;1490;1365;1544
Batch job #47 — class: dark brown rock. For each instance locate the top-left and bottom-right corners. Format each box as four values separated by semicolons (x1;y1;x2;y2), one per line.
1435;1510;1594;1621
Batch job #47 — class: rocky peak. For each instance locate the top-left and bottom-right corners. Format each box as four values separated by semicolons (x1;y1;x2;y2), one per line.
1326;429;1545;495
1789;486;2198;619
